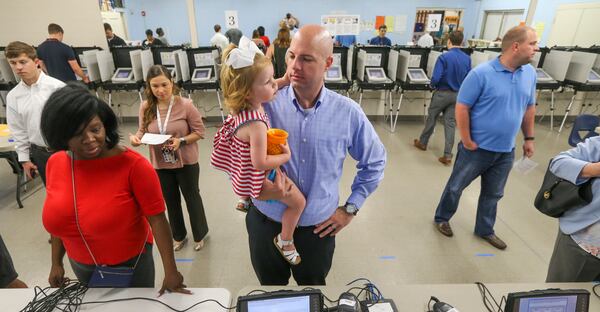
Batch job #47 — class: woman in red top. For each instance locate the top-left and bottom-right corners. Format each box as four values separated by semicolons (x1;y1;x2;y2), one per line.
41;83;188;293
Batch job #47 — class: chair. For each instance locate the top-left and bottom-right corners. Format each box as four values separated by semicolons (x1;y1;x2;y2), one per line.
568;114;600;147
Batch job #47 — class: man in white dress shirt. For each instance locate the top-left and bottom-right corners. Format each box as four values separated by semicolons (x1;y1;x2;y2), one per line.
210;24;229;51
5;41;65;184
417;32;435;47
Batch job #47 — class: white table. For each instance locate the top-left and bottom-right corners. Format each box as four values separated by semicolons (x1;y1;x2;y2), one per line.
1;287;232;311
0;125;28;208
239;282;600;312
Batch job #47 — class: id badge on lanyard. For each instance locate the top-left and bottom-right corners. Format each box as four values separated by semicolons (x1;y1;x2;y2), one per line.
157;97;177;163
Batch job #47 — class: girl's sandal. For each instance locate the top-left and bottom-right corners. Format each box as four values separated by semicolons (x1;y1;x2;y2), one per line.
273;234;301;265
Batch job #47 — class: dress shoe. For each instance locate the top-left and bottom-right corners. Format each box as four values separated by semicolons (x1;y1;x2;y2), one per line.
413;139;427;151
435;222;453;237
194;240;205;251
481;234;507;250
438;156;452;166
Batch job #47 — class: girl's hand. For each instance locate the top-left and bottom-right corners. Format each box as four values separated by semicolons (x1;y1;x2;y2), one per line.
165;138;181;151
280;143;291;162
129;133;142;147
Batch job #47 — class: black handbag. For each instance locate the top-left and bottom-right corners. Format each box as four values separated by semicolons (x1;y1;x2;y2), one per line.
534;161;593;218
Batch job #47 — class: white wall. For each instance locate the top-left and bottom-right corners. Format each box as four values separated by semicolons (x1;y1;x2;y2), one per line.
0;0;108;49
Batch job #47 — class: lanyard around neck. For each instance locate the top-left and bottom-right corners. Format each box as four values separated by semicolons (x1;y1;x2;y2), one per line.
156;96;174;135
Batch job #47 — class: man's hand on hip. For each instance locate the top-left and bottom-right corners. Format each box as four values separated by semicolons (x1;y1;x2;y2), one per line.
314;207;354;238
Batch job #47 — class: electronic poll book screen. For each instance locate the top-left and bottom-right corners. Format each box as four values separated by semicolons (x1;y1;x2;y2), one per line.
237;289;323;312
247;296;310;312
505;289;589;312
195;69;209;79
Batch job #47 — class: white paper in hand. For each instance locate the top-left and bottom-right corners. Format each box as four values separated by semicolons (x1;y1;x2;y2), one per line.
513;156;538;174
141;133;172;145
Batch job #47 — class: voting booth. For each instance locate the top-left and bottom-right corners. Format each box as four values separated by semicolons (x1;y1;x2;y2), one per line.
324;46;353;95
387;46;431;132
558;48;600;132
177;46;224;122
0;47;18;123
354;45;396;129
72;46;103;96
97;46;145;119
531;47;564;130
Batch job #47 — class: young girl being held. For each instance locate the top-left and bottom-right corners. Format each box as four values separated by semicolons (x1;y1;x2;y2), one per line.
211;38;305;265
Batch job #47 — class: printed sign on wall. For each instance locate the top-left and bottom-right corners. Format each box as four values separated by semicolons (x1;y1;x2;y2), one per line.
225;10;239;29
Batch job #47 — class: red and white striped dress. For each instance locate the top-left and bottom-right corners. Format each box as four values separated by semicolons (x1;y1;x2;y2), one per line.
211;110;269;198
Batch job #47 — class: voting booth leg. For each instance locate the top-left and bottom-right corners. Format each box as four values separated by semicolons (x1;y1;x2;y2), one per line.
423;91;429;124
559;93;577;133
358;90;363;108
0;93;6;124
550;91;555;130
216;90;225;123
392;91;404;133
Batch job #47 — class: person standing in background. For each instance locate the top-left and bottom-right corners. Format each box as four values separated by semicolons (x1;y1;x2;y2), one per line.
414;31;471;165
369;25;391;46
6;41;65;185
210;24;229;51
156;28;170;46
142;29;164;48
433;26;538;250
130;65;209;252
257;26;270;48
37;23;88;83
225;28;243;46
104;23;127;48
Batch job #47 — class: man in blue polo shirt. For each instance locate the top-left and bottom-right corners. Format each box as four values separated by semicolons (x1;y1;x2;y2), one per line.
433;26;538;250
369;25;391;46
37;23;88;83
414;31;470;165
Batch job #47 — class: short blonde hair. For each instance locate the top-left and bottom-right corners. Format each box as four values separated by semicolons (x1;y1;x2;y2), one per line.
220;44;273;115
501;26;535;52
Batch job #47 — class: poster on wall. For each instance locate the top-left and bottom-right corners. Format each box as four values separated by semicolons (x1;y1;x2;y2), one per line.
321;15;360;36
225;10;239;29
426;14;442;32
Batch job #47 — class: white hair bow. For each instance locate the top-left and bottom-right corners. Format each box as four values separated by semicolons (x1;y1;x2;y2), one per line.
225;36;264;69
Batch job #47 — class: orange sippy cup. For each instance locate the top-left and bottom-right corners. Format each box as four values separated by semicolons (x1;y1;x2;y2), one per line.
266;128;288;155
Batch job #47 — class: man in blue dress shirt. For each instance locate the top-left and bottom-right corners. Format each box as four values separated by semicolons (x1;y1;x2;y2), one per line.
433;26;538;250
369;25;392;46
414;31;471;165
249;25;387;285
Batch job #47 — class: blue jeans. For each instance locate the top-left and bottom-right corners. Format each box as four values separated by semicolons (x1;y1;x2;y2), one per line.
434;143;515;236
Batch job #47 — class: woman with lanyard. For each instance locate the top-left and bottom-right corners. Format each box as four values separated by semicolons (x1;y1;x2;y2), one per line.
130;65;209;252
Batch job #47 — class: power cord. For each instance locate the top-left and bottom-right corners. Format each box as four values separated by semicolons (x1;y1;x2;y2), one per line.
475;282;506;312
593;283;600;299
20;280;236;312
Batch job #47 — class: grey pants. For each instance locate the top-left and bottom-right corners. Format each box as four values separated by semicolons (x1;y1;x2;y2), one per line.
418;91;457;158
546;230;600;282
69;243;155;287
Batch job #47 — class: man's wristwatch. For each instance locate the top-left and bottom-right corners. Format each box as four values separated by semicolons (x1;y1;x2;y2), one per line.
341;203;359;216
524;137;535;141
179;137;187;145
